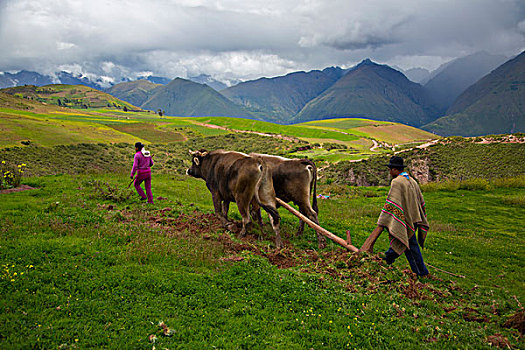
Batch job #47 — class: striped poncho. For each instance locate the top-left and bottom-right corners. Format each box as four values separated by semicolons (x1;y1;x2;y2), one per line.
377;174;429;255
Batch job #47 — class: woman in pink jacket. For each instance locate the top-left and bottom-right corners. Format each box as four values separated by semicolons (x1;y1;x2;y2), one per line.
130;142;154;204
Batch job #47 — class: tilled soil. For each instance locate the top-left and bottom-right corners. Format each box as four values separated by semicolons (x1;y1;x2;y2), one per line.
103;206;524;344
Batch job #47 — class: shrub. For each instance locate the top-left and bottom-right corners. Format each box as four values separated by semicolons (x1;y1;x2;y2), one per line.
0;161;26;190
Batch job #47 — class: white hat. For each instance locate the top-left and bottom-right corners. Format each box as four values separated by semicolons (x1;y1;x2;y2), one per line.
141;148;151;157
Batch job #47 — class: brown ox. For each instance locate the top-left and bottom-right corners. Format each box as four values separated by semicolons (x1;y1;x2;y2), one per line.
250;154;326;248
186;150;283;248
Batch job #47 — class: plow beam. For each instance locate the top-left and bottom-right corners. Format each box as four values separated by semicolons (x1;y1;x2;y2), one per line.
276;198;359;252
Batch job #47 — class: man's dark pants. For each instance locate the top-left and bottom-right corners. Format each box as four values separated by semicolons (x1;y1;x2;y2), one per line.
385;234;429;276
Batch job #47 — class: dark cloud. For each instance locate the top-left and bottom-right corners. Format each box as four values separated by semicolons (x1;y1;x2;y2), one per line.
0;0;523;83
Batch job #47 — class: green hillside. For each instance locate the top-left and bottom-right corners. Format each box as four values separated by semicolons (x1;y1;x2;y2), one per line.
423;51;525;136
294;60;439;126
221;67;345;123
141;78;254;118
322;135;525;186
106;80;161;107
0;92;182;147
1;84;139;110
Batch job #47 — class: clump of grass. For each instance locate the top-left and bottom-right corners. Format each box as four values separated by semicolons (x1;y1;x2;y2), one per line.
502;195;525;207
458;178;491;191
0;160;26;189
491;175;525;188
421;175;525;193
421;180;460;192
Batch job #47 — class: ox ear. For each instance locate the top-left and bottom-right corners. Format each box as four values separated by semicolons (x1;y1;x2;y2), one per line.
189;149;198;156
193;157;200;166
200;151;208;157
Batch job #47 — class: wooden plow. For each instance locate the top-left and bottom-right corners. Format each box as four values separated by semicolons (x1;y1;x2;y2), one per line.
276;198;465;278
276;198;359;252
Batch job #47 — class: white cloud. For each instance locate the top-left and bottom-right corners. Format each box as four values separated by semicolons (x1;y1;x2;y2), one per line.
0;0;523;82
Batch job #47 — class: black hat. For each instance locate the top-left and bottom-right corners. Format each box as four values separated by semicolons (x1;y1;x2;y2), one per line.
386;156;406;168
135;142;144;150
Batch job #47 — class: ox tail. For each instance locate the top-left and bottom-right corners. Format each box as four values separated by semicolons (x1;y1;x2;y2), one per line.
252;158;266;205
303;159;319;215
253;157;279;218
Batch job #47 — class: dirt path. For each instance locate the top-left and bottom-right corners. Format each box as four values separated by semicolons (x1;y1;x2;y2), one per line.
369;139;379;151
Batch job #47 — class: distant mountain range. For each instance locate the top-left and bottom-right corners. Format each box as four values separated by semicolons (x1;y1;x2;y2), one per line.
2;51;523;135
293;59;439;126
106;80;161;108
106;78;254;118
0;70;229;92
423;51;525;136
0;70;101;90
221;67;346;123
141;78;253;118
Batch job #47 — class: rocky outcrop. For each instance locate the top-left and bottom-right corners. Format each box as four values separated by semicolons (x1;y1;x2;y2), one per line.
408;158;433;184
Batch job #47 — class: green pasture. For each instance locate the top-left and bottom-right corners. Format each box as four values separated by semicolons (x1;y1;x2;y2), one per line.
0;109;136;147
193;117;361;142
300;118;388;129
0;170;523;348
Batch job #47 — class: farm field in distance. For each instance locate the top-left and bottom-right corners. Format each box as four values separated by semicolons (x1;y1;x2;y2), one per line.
1;94;524;348
0;92;436;161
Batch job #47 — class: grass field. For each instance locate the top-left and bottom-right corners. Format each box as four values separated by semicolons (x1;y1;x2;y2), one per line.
1;173;523;349
1;96;524;348
0;109;137;147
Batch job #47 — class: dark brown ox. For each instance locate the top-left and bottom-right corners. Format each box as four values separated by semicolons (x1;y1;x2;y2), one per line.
249;154;326;249
186;150;283;248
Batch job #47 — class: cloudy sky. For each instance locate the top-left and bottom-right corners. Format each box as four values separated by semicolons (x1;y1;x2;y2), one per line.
0;0;524;85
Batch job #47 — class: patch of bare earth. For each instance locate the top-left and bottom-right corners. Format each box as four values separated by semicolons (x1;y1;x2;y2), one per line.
0;184;35;194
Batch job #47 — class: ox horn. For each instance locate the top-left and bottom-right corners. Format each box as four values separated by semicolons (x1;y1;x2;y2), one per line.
188;149;209;157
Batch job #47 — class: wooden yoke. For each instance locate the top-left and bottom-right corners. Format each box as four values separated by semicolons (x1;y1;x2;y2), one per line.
275;198;359;252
